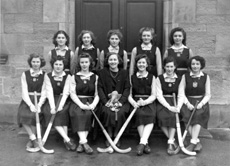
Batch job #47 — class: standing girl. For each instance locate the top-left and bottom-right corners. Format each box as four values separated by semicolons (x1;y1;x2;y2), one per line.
129;27;162;77
128;54;157;156
43;56;76;151
100;29;128;70
69;53;99;155
98;52;130;147
73;30;100;73
17;53;46;152
178;56;211;152
48;30;74;75
163;27;194;76
156;56;180;155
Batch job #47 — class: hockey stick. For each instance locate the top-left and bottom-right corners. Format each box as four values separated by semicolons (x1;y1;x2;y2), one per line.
173;93;196;156
182;100;199;141
42;95;62;144
97;108;137;153
34;91;54;154
89;105;131;153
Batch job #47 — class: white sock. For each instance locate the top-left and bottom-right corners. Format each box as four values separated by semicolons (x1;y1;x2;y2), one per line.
140;137;147;145
29;134;36;141
64;138;70;143
78;131;87;144
190;139;197;144
167;138;175;144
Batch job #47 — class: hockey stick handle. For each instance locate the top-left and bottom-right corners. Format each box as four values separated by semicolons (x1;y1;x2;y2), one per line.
182;100;199;140
173;93;196;156
42;95;63;143
113;108;137;144
34;91;54;154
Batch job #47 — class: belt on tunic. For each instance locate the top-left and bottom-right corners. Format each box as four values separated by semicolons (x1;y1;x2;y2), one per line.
64;69;70;71
54;94;63;97
188;95;203;98
177;68;187;71
28;92;41;96
163;94;173;97
134;95;149;98
77;95;94;98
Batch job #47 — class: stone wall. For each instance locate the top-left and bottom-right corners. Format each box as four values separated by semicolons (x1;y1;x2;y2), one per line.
164;0;230;128
1;0;230;128
0;0;75;123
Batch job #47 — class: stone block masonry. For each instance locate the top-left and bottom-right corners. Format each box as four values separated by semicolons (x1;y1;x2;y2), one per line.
0;0;75;123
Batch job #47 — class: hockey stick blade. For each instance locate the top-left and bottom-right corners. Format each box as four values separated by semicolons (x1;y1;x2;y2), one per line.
97;108;137;153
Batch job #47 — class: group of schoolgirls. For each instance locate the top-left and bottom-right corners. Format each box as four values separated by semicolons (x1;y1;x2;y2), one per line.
17;27;211;156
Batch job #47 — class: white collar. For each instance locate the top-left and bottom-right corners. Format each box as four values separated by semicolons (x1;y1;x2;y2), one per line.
163;73;178;79
30;68;43;75
136;71;148;78
82;44;95;50
108;45;119;51
76;71;94;76
55;46;69;51
190;71;204;77
171;44;187;49
141;43;152;50
52;71;66;77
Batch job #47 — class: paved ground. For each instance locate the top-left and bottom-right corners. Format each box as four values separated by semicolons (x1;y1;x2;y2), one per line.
0;122;230;166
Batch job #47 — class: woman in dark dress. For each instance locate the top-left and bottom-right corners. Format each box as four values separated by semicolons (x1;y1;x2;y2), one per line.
156;56;180;155
69;52;99;155
98;52;130;147
42;56;76;151
130;27;162;78
47;30;74;75
100;29;128;70
128;54;157;156
17;53;46;152
72;30;100;74
178;56;211;152
163;27;194;76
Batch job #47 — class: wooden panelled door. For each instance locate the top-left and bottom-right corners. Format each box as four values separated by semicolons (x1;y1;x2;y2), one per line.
75;0;163;52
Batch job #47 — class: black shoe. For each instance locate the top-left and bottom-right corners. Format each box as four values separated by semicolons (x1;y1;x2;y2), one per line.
137;144;145;156
76;144;84;153
105;140;110;147
173;142;180;154
144;144;151;154
186;143;196;152
83;143;93;155
32;139;39;149
65;139;77;151
26;140;33;149
167;144;175;155
116;140;121;148
194;142;202;152
64;142;70;151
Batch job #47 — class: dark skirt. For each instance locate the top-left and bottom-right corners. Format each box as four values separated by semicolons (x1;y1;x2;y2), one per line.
100;102;130;129
17;95;43;127
133;97;156;127
69;97;95;133
180;96;210;129
157;97;176;128
42;95;70;127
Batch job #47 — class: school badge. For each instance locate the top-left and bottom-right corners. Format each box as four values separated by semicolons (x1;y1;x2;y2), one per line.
193;81;198;88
